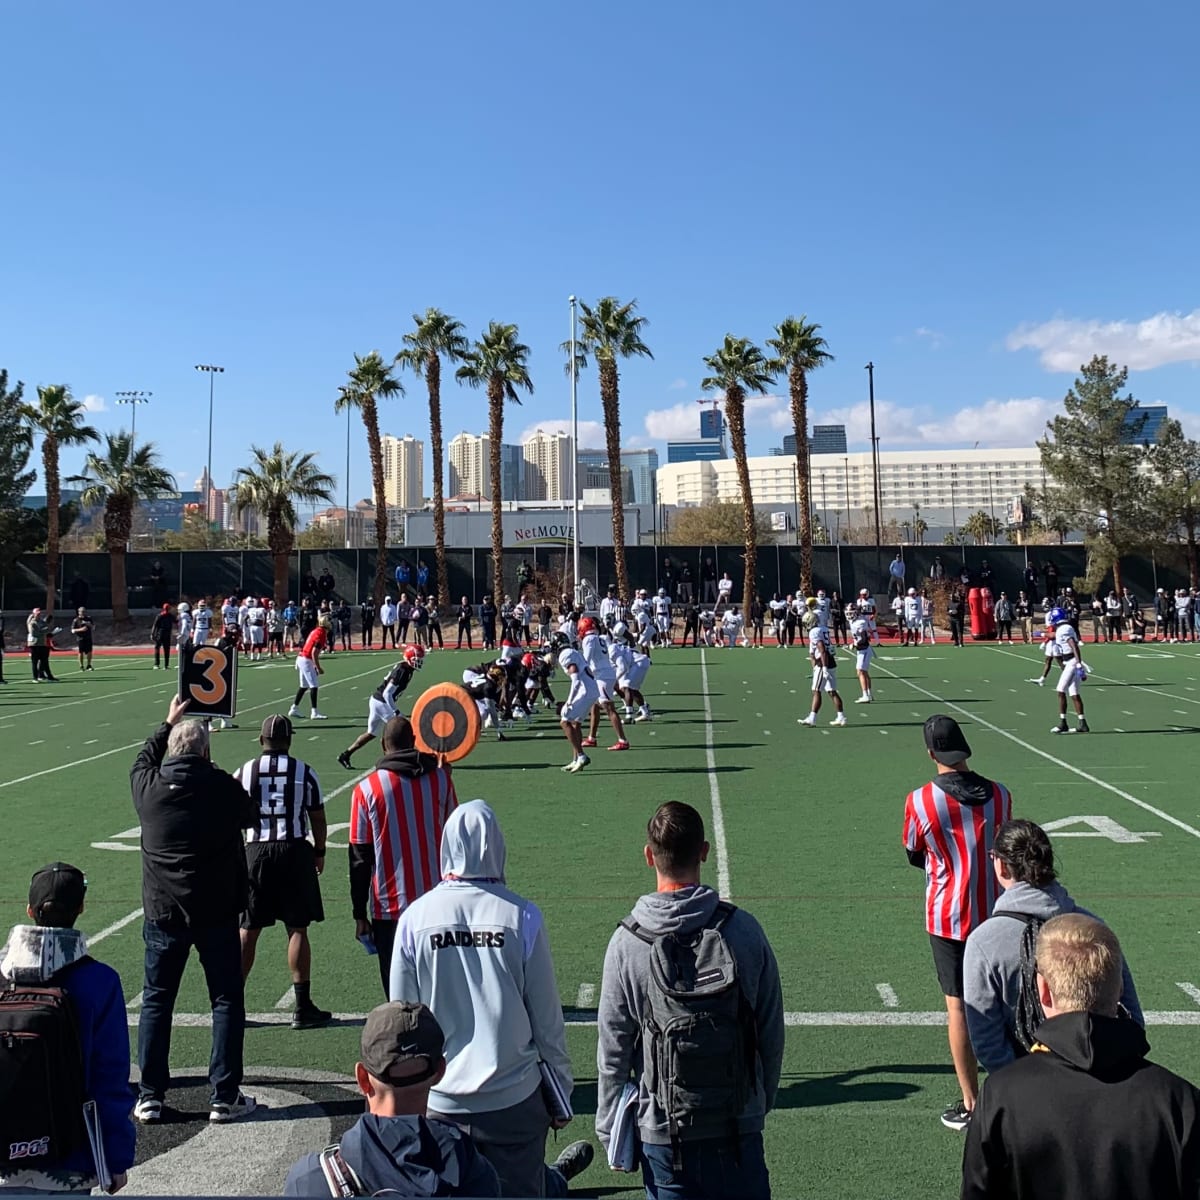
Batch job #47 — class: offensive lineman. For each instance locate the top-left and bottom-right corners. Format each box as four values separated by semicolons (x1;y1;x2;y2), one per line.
609;622;654;721
652;588;673;646
338;643;425;769
559;640;601;773
246;596;268;662
579;616;629;752
1047;606;1090;734
800;618;846;727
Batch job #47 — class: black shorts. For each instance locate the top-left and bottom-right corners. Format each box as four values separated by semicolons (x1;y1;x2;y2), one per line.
242;841;324;930
269;631;284;646
930;933;967;998
75;636;93;654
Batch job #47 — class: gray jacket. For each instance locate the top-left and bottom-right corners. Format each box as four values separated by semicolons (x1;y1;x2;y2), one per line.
963;879;1143;1073
595;884;784;1149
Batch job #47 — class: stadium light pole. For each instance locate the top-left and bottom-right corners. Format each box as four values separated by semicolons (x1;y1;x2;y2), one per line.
569;295;581;606
865;362;882;548
194;364;224;546
344;402;352;549
114;390;152;443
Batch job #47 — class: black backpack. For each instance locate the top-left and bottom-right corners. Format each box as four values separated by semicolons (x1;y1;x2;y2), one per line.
620;903;757;1153
0;959;91;1170
994;913;1045;1052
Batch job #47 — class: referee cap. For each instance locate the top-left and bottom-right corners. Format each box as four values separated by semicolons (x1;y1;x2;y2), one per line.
924;714;971;766
260;714;294;743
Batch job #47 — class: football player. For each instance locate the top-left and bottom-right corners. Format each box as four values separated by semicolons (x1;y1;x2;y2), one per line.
1047;607;1090;734
578;616;629;752
288;616;330;720
799;619;846;727
609;621;653;722
850;611;875;702
193;598;213;647
338;643;424;769
558;641;600;773
461;661;507;741
245;596;268;661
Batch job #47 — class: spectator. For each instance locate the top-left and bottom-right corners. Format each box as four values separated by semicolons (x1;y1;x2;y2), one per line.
318;567;336;602
678;561;693;603
961;914;1200;1200
455;596;474;649
979;559;993;588
416;560;430;593
378;595;399;651
887;552;906;599
660;556;674;600
1105;590;1123;642
0;864;135;1195
426;597;443;649
283;1003;500;1198
1015;591;1033;643
350;716;458;995
397;595;413;643
963;819;1142;1076
902;716;1012;1131
410;597;429;648
596;801;784;1200
700;557;718;604
396;559;412;589
70;607;95;672
1043;559;1059;600
390;801;586;1198
480;594;498;650
130;696;258;1124
148;560;167;606
1154;588;1169;641
516;559;533;592
335;597;353;651
931;556;945;581
26;607;57;682
235;715;332;1030
717;571;734;608
301;570;318;601
1022;559;1038;596
994;593;1014;643
947;587;966;648
360;595;376;648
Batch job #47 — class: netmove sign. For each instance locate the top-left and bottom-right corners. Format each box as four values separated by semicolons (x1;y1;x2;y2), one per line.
404;508;641;548
512;521;577;545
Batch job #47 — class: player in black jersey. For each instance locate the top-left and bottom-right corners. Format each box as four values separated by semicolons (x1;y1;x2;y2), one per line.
337;644;425;770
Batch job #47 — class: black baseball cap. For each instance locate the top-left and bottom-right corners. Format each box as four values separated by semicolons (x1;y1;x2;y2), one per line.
260;715;294;743
29;863;87;923
924;714;972;766
361;1002;444;1084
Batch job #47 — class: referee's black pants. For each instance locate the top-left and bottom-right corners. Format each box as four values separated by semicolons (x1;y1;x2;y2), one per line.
372;919;398;998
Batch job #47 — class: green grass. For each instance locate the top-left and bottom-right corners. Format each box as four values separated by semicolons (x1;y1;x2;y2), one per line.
4;636;1200;1198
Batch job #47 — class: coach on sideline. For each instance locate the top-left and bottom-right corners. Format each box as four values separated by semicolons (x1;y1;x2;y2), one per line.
131;696;258;1125
902;715;1012;1133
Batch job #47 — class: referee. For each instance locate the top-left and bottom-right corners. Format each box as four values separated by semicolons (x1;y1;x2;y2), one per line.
235;714;331;1029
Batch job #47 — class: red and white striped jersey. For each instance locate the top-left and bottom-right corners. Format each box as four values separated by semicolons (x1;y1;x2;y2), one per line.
902;776;1012;940
350;764;458;920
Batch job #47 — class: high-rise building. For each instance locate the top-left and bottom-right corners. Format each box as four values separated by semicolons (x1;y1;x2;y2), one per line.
448;432;522;500
621;448;659;506
700;408;724;442
1120;405;1169;446
501;443;524;502
667;439;726;464
522;429;574;501
381;434;424;510
811;424;848;455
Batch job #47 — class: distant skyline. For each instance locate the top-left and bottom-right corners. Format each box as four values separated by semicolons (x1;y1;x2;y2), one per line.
3;1;1197;505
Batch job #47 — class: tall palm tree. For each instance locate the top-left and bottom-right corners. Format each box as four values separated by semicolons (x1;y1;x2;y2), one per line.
21;385;99;608
336;352;404;605
701;337;777;609
565;297;653;601
230;443;336;605
456;323;533;601
396;309;469;607
767;316;833;594
73;432;175;624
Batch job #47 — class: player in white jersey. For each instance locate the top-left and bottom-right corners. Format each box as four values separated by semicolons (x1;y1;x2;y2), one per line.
557;611;578;647
176;601;193;646
1047;607;1090;734
652;589;672;645
849;615;874;702
192;599;213;646
815;590;832;629
238;599;252;657
558;643;600;773
799;622;846;727
856;589;879;644
245;599;267;660
902;588;922;647
768;594;788;645
1032;619;1066;685
920;590;936;644
609;622;653;722
599;588;620;630
721;606;745;648
578;617;629;751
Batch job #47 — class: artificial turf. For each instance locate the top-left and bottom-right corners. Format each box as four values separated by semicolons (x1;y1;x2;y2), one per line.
3;634;1200;1198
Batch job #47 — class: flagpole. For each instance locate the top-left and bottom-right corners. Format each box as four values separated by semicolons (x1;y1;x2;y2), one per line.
570;295;581;607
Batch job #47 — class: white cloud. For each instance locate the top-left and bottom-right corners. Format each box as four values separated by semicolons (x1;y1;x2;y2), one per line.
515;418;609;450
1007;309;1200;372
643;393;791;441
914;326;947;350
915;397;1057;447
81;394;107;413
667;378;688;390
810;399;925;445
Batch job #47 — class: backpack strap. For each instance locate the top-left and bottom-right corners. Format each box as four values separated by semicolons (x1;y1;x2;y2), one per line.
992;911;1038;924
318;1144;362;1198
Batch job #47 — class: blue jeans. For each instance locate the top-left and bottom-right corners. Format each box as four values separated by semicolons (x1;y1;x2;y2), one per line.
640;1133;770;1200
138;920;245;1105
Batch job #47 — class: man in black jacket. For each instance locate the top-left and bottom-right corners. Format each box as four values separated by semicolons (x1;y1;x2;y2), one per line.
131;696;259;1125
961;913;1200;1200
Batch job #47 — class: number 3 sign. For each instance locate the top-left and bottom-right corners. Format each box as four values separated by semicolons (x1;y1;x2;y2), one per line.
178;643;238;718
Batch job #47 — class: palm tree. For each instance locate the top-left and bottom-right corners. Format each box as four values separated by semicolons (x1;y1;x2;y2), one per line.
336;352;404;605
962;510;1001;545
230;443;335;604
456;323;533;601
396;309;469;608
564;297;653;601
73;433;175;624
701;337;777;608
767;316;833;594
21;385;99;608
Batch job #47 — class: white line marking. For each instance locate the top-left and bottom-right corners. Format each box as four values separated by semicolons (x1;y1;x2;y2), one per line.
1177;983;1200;1007
83;739;98;745
699;650;731;899
876;983;899;1008
89;907;143;945
576;983;596;1008
275;987;296;1010
127;991;144;1009
874;663;1200;840
28;740;44;746
0;677;176;726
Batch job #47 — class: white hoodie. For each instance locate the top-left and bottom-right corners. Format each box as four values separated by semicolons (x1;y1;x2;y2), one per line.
391;801;572;1116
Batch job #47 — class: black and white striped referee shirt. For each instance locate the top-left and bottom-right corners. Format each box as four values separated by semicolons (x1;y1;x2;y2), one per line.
235;754;324;843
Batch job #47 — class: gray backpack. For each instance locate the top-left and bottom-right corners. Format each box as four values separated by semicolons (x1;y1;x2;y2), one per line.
621;902;757;1150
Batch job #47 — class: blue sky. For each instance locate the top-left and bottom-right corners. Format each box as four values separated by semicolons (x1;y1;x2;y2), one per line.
4;0;1198;507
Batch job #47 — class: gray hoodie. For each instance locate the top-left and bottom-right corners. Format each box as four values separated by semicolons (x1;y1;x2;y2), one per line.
963;879;1143;1074
596;884;784;1149
391;800;571;1117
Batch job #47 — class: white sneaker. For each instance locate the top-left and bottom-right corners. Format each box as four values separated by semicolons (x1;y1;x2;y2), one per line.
134;1097;163;1124
831;715;847;726
799;715;816;726
287;706;302;717
209;1092;257;1123
855;696;871;704
309;711;328;720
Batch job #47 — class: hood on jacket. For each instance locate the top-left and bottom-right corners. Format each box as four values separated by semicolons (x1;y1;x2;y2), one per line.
159;754;212;784
994;879;1078;921
0;925;88;983
340;1113;472;1195
629;884;721;937
1037;1011;1151;1080
440;800;506;881
375;749;439;779
937;770;999;807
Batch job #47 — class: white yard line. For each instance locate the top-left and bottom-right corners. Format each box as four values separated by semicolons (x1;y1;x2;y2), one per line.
875;983;900;1009
0;677;176;726
89;907;144;945
699;649;732;899
874;663;1200;841
275;987;296;1010
1176;982;1200;1007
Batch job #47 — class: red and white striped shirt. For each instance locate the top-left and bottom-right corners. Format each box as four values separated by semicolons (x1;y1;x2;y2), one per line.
902;776;1012;940
350;763;457;920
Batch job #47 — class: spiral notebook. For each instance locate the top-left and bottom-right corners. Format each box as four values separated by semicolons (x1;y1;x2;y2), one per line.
607;1082;640;1172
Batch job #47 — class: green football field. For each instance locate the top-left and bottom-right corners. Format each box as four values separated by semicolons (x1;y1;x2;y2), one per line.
3;634;1200;1198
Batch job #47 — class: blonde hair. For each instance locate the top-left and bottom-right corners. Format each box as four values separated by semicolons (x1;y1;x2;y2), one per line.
1035;913;1123;1016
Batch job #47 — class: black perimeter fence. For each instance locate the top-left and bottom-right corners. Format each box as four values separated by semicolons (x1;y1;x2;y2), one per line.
2;544;1191;613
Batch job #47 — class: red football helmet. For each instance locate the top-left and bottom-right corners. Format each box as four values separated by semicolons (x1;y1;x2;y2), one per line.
402;643;426;670
578;616;597;637
521;652;536;669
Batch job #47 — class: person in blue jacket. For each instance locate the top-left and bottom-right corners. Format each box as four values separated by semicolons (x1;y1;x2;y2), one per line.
0;864;136;1194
